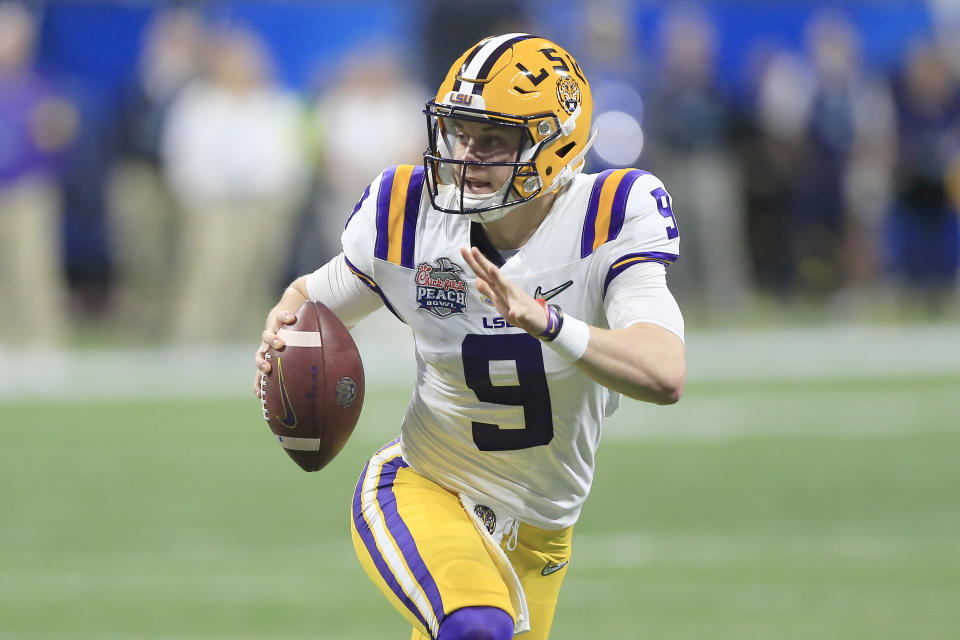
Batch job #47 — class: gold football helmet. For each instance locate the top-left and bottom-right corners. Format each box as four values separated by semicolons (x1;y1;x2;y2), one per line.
424;33;596;222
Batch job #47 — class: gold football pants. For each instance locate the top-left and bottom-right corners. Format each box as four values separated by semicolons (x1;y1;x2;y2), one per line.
350;438;573;639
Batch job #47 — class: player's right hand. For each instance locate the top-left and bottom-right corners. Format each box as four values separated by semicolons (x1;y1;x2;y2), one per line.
253;310;297;397
461;246;548;336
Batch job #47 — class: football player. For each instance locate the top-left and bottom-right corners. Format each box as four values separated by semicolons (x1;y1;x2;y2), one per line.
255;34;685;640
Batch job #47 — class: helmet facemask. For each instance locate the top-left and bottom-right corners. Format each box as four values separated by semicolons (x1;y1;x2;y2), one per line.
423;100;561;223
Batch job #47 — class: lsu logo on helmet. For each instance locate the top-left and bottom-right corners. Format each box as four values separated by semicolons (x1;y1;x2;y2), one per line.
449;92;474;106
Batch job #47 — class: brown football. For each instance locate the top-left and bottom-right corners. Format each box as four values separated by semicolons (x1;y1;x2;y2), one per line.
260;300;364;471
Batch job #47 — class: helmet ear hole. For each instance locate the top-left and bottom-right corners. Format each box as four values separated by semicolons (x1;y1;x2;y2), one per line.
555;141;576;158
546;166;553;176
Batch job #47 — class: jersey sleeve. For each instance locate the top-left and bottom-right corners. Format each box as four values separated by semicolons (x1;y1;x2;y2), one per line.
603;261;684;340
584;169;681;300
340;165;426;323
304;253;383;329
339;172;381;281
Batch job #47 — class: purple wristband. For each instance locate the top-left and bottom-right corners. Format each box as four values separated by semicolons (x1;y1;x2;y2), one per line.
537;299;564;341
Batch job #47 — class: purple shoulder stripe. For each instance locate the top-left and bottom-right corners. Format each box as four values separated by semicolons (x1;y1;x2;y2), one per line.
607;170;647;243
580;169;615;258
400;166;425;269
374;166;398;261
581;169;651;258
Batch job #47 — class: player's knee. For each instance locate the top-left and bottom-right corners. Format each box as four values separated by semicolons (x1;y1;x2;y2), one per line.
437;606;513;640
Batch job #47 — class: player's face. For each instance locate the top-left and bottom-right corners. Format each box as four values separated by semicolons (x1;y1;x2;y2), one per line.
449;119;524;194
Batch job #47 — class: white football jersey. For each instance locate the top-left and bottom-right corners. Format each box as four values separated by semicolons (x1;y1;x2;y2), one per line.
341;165;680;528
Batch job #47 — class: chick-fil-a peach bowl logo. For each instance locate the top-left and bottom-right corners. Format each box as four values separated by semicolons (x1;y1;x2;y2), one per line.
415;257;468;318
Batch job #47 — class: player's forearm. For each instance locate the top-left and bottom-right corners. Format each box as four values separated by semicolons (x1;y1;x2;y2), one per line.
572;323;686;404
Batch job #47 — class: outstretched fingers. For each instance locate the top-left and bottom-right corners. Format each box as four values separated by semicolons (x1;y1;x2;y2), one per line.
462;246;508;296
459;245;547;334
474;247;506;288
460;247;484;285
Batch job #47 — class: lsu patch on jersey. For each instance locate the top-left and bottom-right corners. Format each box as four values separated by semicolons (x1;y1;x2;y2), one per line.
342;164;679;528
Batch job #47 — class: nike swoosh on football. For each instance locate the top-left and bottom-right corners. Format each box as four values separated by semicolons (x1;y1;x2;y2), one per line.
541;560;569;576
533;280;574;301
276;358;298;429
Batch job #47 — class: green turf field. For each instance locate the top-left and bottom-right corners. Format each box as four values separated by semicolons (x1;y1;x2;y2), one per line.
2;374;958;639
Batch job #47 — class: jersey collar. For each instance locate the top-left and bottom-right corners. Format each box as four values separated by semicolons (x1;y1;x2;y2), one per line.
470;222;507;268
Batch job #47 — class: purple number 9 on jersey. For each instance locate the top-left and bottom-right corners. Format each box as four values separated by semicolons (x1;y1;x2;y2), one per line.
651;187;679;240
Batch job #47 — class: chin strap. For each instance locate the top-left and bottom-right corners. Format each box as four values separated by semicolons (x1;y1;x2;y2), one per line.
546;128;599;194
559;103;581;136
464;200;521;223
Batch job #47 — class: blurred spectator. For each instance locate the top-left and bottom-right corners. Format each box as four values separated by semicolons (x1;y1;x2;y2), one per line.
161;25;309;342
643;5;750;312
579;3;647;171
793;11;895;300
107;6;203;336
930;0;960;81
742;45;814;295
7;1;954;328
744;12;895;304
302;46;428;266
885;40;960;311
0;1;77;348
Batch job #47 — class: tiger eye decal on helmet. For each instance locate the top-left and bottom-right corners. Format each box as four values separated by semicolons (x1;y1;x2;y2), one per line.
423;34;596;223
556;77;581;115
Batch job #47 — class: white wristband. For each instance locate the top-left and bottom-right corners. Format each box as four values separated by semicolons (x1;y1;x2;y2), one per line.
545;314;590;362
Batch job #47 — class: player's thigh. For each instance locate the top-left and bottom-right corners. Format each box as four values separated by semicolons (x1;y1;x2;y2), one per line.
351;439;513;638
507;522;574;640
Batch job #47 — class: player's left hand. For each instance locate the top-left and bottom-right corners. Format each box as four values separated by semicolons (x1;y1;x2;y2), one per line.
461;246;547;336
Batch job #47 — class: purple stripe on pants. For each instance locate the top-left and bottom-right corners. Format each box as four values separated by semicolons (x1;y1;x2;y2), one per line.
377;456;446;630
351;456;430;633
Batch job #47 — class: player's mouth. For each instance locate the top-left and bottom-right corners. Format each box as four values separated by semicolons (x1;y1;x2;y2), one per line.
464;178;493;193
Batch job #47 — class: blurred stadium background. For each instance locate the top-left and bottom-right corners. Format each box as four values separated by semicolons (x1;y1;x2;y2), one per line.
1;0;958;639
